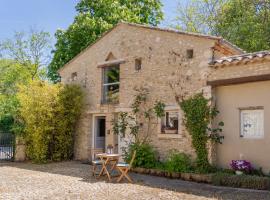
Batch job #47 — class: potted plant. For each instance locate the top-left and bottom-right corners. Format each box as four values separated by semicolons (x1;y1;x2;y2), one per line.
230;160;253;175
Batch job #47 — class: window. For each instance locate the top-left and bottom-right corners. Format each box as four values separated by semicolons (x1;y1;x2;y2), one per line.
240;109;264;139
102;65;120;104
71;72;77;81
161;111;179;134
135;58;142;71
187;49;194;59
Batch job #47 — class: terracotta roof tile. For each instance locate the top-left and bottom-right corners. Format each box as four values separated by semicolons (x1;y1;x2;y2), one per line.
210;51;270;66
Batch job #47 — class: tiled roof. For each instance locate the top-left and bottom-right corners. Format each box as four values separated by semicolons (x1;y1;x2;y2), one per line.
210;51;270;66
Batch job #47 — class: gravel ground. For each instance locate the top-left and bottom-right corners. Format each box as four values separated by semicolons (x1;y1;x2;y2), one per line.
0;161;270;200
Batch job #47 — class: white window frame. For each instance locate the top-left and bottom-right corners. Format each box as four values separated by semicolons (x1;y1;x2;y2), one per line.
102;65;120;104
240;108;264;139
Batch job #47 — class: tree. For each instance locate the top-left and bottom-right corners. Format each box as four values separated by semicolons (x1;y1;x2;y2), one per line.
175;0;270;52
0;29;51;80
48;0;164;82
0;60;32;132
215;0;270;52
174;0;226;34
0;29;51;133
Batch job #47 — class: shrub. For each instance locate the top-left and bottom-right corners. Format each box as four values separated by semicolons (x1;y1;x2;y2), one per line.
164;150;193;173
124;142;157;169
230;160;253;173
17;81;84;163
212;173;270;190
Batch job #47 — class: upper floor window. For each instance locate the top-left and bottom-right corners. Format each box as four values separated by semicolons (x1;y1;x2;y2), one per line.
102;65;120;104
240;108;264;139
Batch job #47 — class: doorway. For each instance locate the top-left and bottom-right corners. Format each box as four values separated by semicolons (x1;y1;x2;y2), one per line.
94;116;106;151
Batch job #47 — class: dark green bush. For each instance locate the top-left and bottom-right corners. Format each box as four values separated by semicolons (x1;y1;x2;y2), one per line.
164;150;193;173
124;142;157;169
212;173;270;190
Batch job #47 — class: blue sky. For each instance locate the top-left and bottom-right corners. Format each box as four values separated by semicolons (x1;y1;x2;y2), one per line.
0;0;179;41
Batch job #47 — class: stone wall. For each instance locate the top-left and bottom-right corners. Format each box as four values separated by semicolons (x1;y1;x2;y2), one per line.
59;23;231;162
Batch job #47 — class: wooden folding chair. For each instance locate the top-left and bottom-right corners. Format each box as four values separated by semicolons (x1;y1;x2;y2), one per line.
91;151;104;178
116;150;136;183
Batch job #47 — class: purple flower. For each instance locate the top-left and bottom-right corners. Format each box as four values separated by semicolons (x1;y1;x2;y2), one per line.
230;160;253;173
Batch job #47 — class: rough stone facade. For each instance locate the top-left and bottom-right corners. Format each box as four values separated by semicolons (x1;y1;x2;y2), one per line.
59;23;242;162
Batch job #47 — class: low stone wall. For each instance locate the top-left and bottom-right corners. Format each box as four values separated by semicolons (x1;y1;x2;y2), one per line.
131;167;212;183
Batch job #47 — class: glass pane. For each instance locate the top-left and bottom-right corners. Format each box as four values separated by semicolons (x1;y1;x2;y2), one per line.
103;84;119;104
104;65;120;84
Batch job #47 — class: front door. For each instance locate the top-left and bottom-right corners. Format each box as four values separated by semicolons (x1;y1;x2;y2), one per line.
95;117;106;151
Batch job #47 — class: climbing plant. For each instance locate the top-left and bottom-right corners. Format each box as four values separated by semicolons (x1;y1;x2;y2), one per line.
112;87;165;167
112;87;165;144
180;93;224;172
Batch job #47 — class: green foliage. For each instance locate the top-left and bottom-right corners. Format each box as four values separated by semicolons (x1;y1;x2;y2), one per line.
48;0;164;82
215;0;270;52
124;142;157;169
175;0;225;34
112;87;165;143
175;0;270;52
153;101;166;118
52;84;84;161
164;150;193;173
0;30;51;79
180;93;223;172
0;60;32;133
17;80;84;163
212;173;270;190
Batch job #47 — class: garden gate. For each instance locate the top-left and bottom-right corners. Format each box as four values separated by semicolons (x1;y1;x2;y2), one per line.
0;132;15;161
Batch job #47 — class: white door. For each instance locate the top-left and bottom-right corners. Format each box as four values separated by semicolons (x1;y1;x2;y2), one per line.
95;117;106;150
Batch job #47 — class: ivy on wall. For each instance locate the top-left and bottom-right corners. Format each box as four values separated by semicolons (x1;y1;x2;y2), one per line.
180;93;223;172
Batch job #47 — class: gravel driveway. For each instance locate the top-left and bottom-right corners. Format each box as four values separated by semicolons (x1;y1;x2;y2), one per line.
0;161;270;200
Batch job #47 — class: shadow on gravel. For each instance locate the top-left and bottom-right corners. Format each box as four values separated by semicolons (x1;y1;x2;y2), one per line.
1;161;270;200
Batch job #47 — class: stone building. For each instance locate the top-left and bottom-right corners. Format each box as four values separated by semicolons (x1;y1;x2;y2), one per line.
58;22;270;172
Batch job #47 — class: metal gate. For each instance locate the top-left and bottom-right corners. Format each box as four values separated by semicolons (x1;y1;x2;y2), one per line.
0;132;15;161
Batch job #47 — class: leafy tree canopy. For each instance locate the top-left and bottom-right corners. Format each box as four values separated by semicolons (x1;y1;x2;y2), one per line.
0;29;51;133
215;0;270;52
48;0;164;82
0;30;51;80
175;0;270;52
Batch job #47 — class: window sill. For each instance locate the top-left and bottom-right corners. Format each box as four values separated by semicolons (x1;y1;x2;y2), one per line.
158;134;181;139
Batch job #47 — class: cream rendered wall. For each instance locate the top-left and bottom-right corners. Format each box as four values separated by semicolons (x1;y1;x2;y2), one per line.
214;81;270;172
